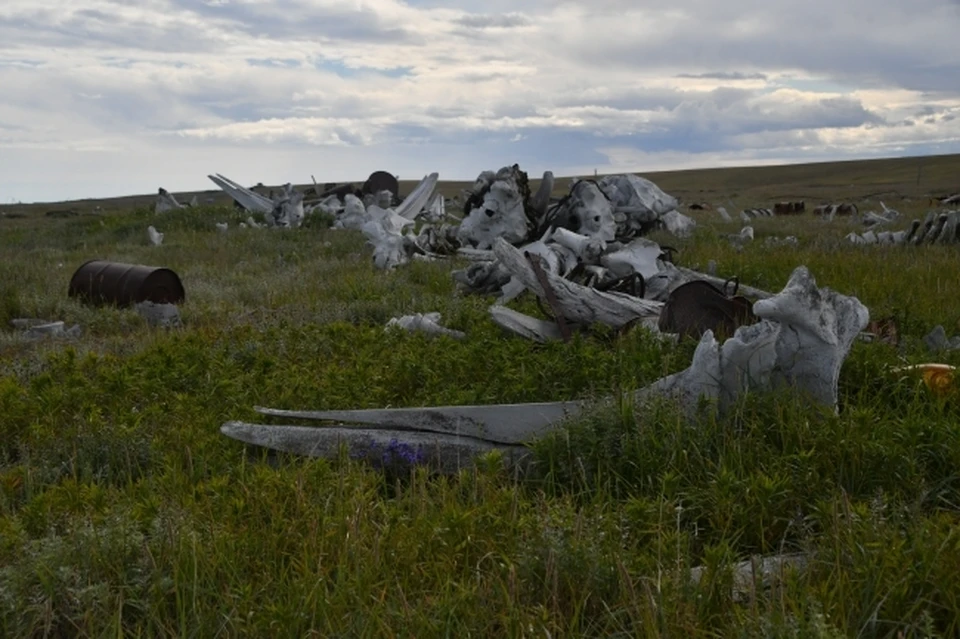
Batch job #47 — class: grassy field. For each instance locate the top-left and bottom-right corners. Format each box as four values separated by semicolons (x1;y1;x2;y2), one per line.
2;154;960;637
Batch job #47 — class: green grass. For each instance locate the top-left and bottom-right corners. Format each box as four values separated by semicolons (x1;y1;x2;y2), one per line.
2;158;960;636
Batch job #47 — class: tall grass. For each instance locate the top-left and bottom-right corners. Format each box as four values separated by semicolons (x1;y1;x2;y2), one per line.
1;198;960;637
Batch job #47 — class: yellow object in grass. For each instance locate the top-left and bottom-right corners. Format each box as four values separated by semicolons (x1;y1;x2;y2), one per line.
892;364;956;397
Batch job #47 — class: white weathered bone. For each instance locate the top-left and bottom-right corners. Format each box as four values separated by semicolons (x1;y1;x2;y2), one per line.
385;312;465;340
208;174;274;214
689;553;808;603
489;305;565;342
569;180;617;241
598;174;678;232
336;194;368;230
147;226;164;246
530;171;555;220
550;228;607;264
135;302;182;328
395;172;439;221
717;206;732;222
216;222;228;233
457;171;529;249
270;184;305;228
493;238;662;330
600;237;663;280
361;220;408;270
636;266;868;414
223;267;868;472
660;210;696;238
155;188;185;213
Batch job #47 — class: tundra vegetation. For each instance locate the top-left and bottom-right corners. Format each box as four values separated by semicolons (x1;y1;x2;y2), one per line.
2;155;960;637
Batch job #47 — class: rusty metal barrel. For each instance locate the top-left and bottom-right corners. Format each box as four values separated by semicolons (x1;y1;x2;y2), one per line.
68;260;185;307
362;170;400;197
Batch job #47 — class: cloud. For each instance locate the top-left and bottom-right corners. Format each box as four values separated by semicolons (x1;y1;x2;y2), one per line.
676;72;768;81
0;0;958;202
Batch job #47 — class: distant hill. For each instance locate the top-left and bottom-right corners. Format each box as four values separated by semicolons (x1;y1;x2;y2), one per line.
2;153;957;217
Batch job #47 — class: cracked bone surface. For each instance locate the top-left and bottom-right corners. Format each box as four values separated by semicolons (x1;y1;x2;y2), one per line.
457;167;529;249
637;266;869;414
492;237;663;331
270;184;305;228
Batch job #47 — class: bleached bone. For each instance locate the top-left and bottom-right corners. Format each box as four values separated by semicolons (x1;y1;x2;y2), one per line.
270;184;304;228
862;211;894;227
361;220;408;270
367;204;415;235
223;268;868;472
493;237;662;330
221;421;530;475
846;232;865;245
208;174;274;214
135;302;182;328
239;223;248;229
147;226;164;246
740;210;752;223
689;553;808;603
600;237;663;280
550;228;607;264
385;312;465;340
457;170;529;249
245;216;263;229
861;230;877;244
936;211;959;244
717;206;732;222
660;210;696;238
23;321;67;339
188;195;199;208
216;222;228;233
456;248;495;262
395;172;440;220
636;266;868;414
336;194;368;230
155;188;185;213
912;211;936;244
598;173;678;235
529;171;555;220
568;180;617;241
423;193;446;223
489;305;565;343
452;260;513;296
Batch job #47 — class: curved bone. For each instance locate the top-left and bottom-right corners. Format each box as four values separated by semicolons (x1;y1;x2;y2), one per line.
489;305;565;342
208;174;274;214
222;421;530;474
493;238;662;330
395;172;440;220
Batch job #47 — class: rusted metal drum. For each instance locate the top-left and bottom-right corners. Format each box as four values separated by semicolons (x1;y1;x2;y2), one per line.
68;260;185;307
362;171;399;197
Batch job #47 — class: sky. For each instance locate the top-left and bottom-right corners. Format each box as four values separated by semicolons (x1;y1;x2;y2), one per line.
2;0;960;203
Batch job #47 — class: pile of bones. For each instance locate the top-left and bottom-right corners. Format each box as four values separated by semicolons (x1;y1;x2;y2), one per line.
205;165;873;474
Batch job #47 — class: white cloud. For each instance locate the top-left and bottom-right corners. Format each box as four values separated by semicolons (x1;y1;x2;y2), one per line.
0;0;959;202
